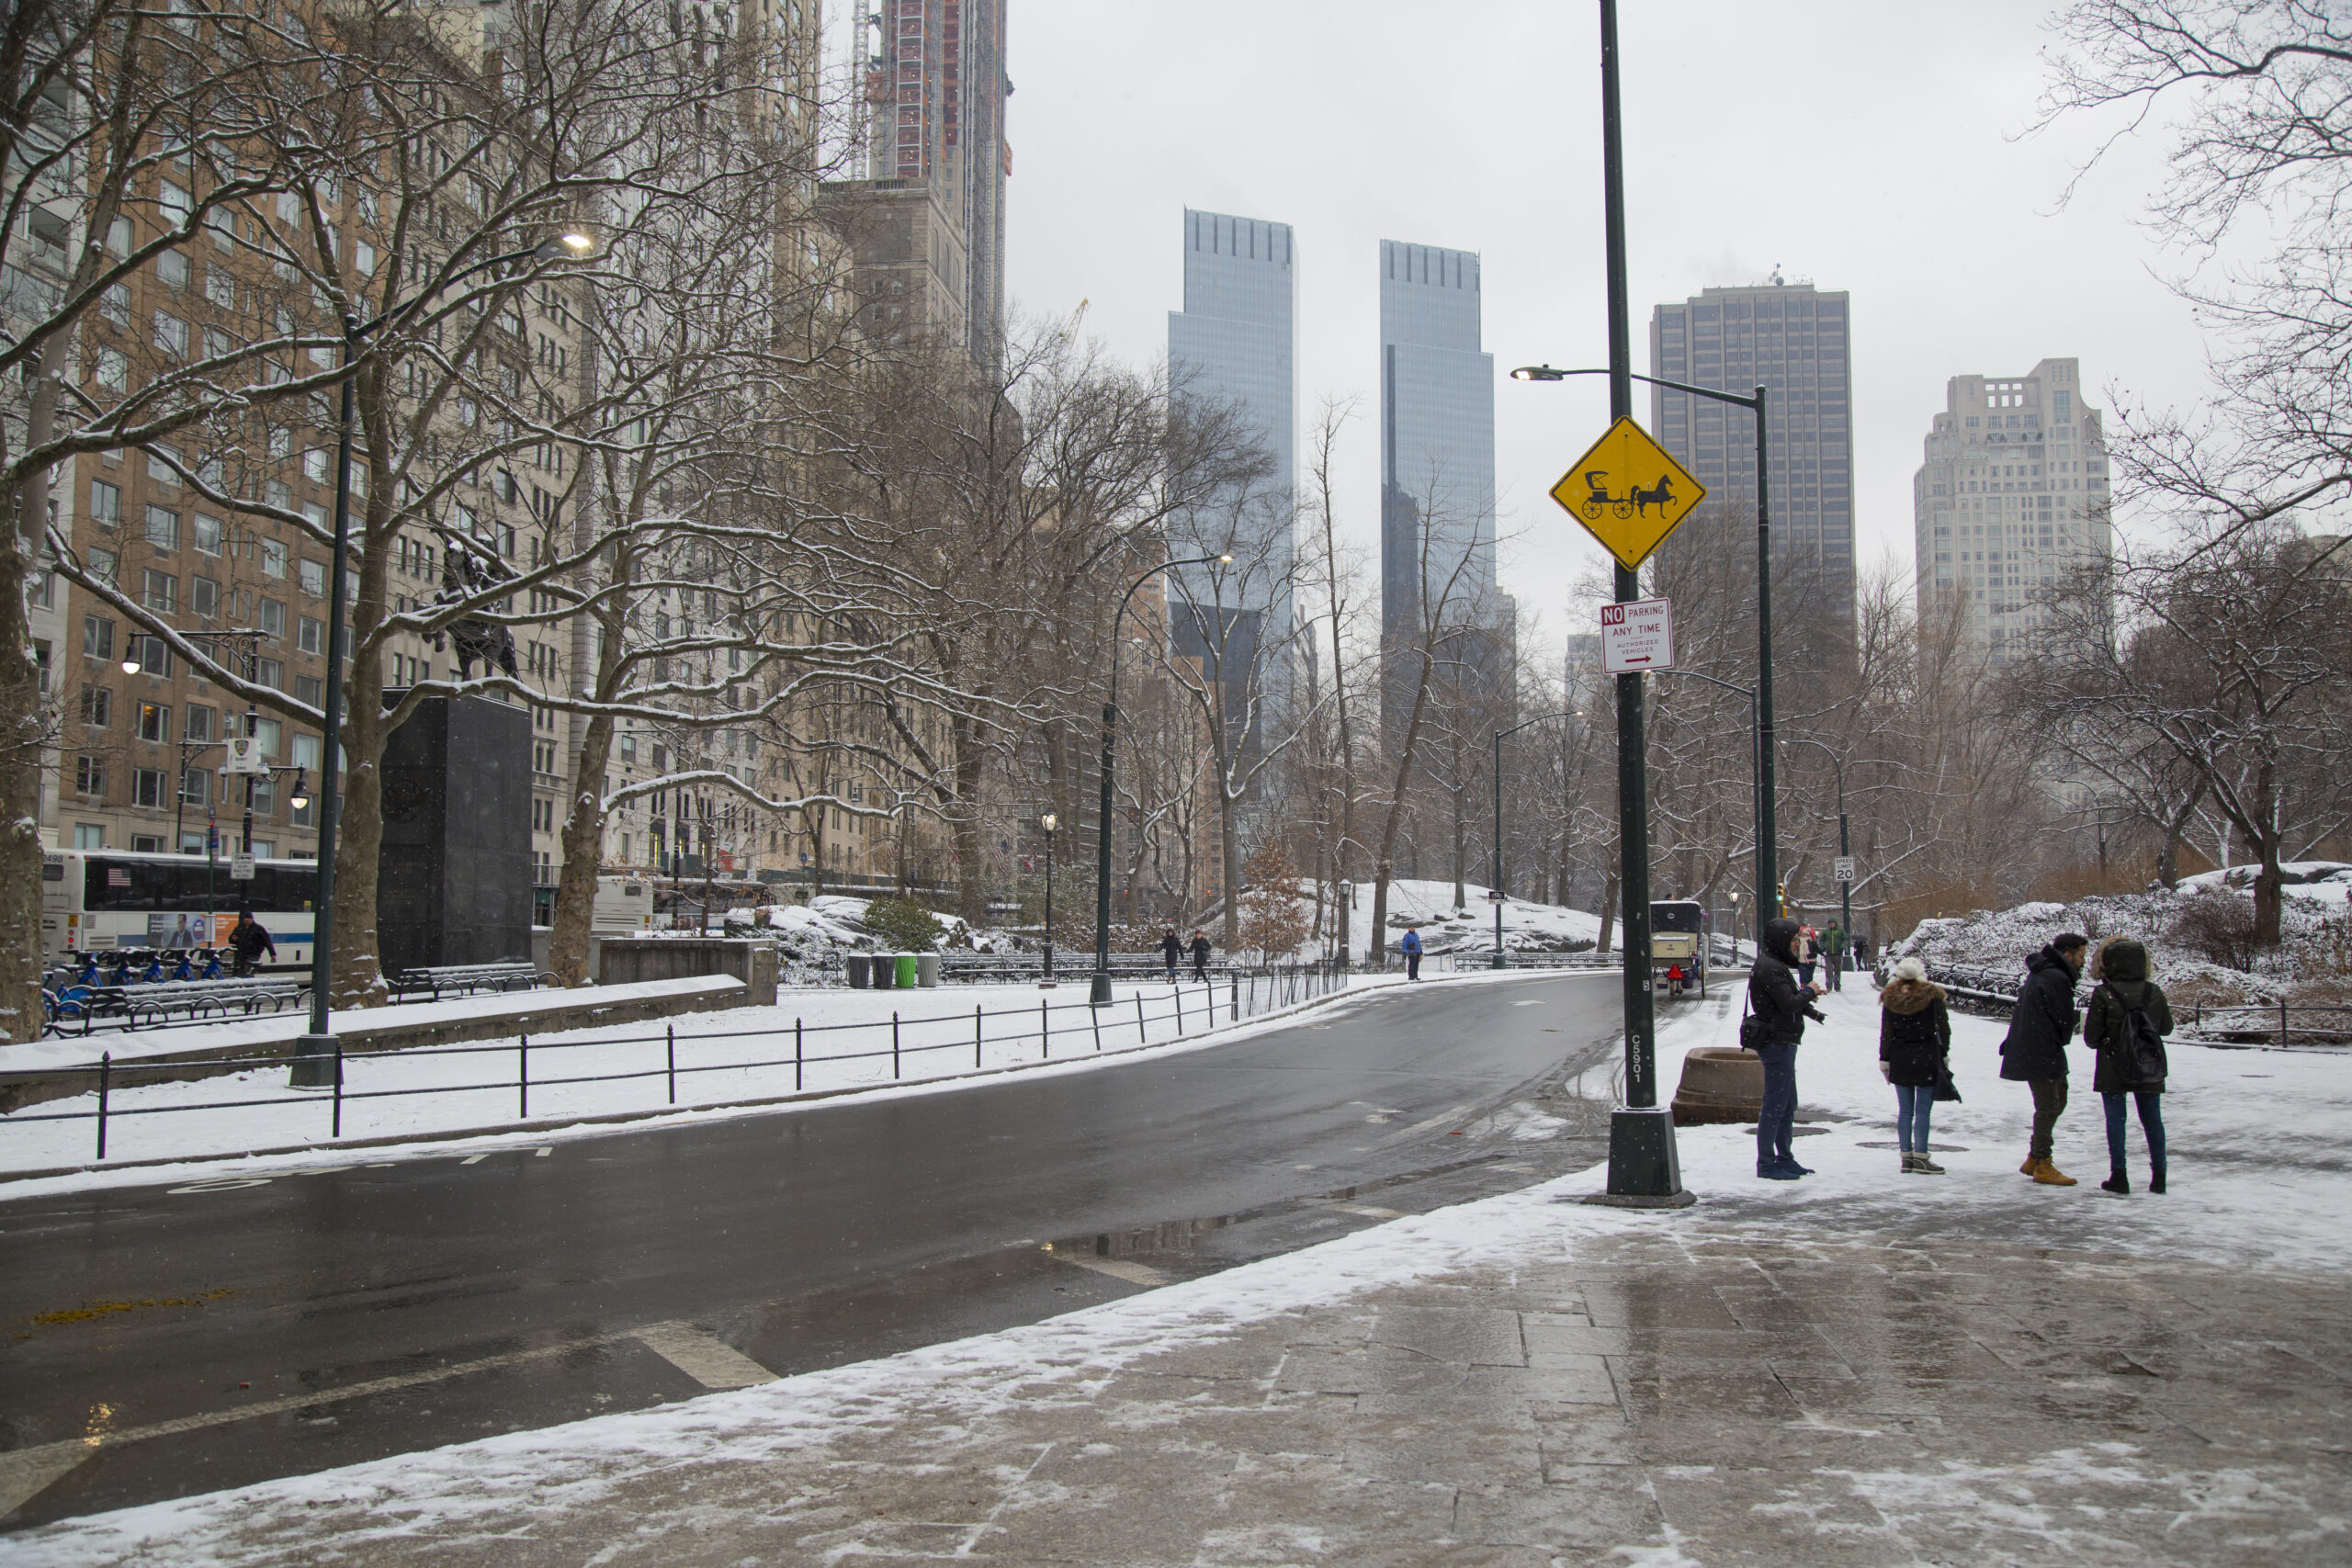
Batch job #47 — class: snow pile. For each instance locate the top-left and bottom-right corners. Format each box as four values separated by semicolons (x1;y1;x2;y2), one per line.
1374;878;1602;955
2176;860;2352;903
1890;884;2352;1006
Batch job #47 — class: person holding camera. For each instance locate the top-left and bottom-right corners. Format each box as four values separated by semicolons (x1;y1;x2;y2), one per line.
1747;916;1828;1180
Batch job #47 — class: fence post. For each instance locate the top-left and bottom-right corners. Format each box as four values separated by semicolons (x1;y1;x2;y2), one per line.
96;1052;110;1161
976;1005;983;1070
1042;998;1049;1058
1231;976;1239;1023
332;1040;345;1139
519;1034;529;1120
1136;993;1146;1046
1176;985;1184;1033
2282;998;2291;1046
1091;1001;1102;1052
893;1011;901;1079
796;1018;804;1093
666;1024;676;1105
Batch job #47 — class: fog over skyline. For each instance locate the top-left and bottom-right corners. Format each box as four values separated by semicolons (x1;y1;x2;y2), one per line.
842;1;2216;661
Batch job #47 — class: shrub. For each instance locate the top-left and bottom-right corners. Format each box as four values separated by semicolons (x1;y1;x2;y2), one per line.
863;896;945;953
2167;889;2265;972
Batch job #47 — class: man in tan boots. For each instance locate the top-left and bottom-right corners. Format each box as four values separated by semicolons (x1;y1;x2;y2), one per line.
1998;933;2088;1185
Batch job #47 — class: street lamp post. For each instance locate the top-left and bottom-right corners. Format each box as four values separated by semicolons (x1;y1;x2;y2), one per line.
288;232;594;1088
1784;736;1850;983
1335;878;1351;967
1492;711;1577;968
1040;812;1057;987
1089;551;1230;1007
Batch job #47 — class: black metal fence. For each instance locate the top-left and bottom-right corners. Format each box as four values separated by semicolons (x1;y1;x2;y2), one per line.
3;963;1351;1166
1900;959;2352;1046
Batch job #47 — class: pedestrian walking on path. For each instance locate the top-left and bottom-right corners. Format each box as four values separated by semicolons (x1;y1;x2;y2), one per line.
1879;956;1952;1174
1189;929;1212;981
1398;926;1423;981
1748;916;1827;1180
1159;926;1182;982
228;908;276;977
2085;936;2172;1195
1796;924;1819;989
2000;932;2088;1186
1825;921;1846;992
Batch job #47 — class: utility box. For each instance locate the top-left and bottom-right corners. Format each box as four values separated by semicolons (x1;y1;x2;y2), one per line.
377;695;531;977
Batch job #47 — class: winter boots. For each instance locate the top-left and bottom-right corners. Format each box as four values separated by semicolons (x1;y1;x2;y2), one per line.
2027;1157;2077;1186
2100;1167;2130;1195
2149;1166;2166;1194
1901;1152;1946;1175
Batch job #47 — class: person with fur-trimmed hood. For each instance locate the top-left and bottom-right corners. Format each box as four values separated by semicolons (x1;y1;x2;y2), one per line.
2085;936;2173;1195
1749;915;1828;1179
1879;956;1952;1174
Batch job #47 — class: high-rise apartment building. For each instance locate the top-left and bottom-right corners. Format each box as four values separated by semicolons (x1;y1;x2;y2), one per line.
1166;209;1298;726
1913;359;2111;662
1380;240;1498;686
827;0;1011;369
1649;281;1855;625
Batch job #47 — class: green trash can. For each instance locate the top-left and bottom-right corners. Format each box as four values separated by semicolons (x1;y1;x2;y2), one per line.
895;953;920;989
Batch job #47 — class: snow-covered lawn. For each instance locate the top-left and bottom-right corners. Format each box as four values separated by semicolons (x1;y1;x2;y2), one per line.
0;971;1442;1187
1373;877;1604;954
1640;979;2352;1272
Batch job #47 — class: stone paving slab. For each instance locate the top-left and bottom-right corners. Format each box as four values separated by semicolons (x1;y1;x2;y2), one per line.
16;1211;2351;1567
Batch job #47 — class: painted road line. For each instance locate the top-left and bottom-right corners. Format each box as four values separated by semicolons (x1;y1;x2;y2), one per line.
633;1324;776;1390
1334;1204;1407;1220
0;1443;90;1519
1042;1249;1169;1288
1388;1104;1470;1141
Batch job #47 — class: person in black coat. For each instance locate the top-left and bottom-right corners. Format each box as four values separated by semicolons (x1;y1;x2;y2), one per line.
2084;936;2173;1195
1998;933;2087;1186
227;908;276;977
1748;915;1827;1179
1189;930;1212;980
1159;927;1182;982
1878;956;1952;1174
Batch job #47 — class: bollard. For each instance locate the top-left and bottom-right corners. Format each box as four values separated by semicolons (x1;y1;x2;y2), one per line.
519;1034;529;1120
96;1052;110;1161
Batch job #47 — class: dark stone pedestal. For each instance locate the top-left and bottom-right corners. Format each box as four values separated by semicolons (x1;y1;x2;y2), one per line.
377;695;531;977
1583;1104;1694;1207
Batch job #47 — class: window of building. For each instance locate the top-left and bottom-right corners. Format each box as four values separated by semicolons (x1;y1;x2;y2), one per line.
186;704;215;742
80;685;110;728
141;568;176;613
255;657;283;690
131;767;170;807
154;310;188;357
181;768;209;806
297;615;323;654
191;575;219;619
294;673;322;707
136;701;169;742
73;823;105;849
299;558;326;596
90;479;121;526
261;538;287;578
94;349;128;393
291;733;319;771
81;615;114;660
74;757;105;796
258;596;286;637
250;777;275;816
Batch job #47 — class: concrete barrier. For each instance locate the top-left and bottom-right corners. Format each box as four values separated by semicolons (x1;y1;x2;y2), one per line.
591;937;778;1008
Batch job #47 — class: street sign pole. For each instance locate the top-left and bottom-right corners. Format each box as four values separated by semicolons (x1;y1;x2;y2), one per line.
1593;0;1686;1206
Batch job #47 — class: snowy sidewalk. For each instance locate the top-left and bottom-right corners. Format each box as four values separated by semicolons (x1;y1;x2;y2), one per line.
12;986;2351;1565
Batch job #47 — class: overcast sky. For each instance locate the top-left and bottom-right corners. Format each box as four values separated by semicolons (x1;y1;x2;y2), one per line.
842;1;2212;663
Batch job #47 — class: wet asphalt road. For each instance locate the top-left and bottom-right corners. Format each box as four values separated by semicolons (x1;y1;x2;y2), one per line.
0;970;1625;1528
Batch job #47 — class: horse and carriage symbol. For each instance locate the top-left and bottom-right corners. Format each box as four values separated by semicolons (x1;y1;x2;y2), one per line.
1577;469;1679;524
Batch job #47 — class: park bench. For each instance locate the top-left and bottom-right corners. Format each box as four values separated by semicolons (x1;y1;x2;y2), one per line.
69;976;310;1033
389;961;550;1003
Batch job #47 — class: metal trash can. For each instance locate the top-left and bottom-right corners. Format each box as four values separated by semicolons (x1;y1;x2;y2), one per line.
916;953;940;987
873;952;897;989
845;953;871;988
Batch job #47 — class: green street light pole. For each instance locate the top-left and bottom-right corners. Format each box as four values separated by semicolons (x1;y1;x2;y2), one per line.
1090;552;1229;1007
289;233;595;1088
1492;711;1576;968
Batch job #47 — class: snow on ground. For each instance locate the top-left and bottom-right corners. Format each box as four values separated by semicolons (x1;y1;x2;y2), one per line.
1374;877;1603;954
0;971;1475;1189
15;975;2347;1566
1642;980;2352;1273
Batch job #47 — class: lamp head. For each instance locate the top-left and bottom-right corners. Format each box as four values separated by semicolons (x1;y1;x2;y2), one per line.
535;232;595;261
288;769;311;812
1510;365;1567;382
120;652;141;676
1040;812;1057;832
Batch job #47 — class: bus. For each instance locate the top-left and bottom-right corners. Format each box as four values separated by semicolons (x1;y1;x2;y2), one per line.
41;849;318;969
1650;899;1707;998
593;875;654;933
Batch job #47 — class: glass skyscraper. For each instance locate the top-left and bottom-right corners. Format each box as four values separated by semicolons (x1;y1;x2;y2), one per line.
1166;209;1298;750
1380;240;1498;722
1648;281;1854;625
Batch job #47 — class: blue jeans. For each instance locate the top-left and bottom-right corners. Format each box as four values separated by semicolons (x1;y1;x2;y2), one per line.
1755;1041;1798;1166
2103;1090;2165;1171
1895;1082;1933;1153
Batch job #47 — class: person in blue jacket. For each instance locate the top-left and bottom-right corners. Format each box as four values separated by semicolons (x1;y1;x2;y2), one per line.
1399;926;1424;981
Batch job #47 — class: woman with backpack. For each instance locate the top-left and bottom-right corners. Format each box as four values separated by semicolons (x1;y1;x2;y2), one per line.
2084;937;2172;1194
1878;957;1952;1174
